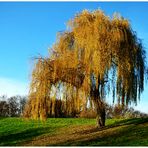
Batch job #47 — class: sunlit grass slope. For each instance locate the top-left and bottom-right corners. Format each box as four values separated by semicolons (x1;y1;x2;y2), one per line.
0;117;147;146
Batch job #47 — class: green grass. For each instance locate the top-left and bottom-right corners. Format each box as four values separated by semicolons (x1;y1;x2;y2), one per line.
67;118;148;146
0;117;148;146
0;117;96;146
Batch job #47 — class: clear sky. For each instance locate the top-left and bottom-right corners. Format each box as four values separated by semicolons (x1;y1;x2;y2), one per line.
0;2;148;113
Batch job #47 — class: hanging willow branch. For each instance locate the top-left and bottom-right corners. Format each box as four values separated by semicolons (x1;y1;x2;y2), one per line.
24;9;147;120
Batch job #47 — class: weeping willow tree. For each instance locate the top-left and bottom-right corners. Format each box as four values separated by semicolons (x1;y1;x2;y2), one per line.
24;9;147;128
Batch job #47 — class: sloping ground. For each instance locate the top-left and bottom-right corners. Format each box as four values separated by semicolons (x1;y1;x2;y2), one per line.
23;118;148;146
0;117;148;146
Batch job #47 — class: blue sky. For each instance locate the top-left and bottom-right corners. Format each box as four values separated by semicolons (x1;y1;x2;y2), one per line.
0;2;148;113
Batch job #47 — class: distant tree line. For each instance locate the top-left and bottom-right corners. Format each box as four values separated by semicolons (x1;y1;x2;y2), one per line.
105;104;148;119
78;103;148;119
0;95;27;117
0;95;147;119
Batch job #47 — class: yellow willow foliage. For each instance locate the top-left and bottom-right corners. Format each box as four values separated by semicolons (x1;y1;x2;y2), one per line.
24;59;51;120
62;83;80;115
69;10;112;75
24;9;146;120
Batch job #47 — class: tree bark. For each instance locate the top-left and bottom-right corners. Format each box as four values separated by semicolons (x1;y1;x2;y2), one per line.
91;95;106;128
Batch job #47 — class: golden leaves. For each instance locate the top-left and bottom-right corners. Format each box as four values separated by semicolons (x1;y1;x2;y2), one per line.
24;9;146;120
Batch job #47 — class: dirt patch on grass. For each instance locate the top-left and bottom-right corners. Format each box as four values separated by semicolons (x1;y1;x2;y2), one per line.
22;123;129;146
21;118;148;146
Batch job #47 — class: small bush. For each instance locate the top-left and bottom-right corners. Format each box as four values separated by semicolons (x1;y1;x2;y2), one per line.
79;109;96;118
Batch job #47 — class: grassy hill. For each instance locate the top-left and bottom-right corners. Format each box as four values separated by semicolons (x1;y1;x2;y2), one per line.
0;117;148;146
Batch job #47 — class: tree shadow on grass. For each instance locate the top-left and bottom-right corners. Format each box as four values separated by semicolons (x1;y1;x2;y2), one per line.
111;117;148;126
78;119;148;146
51;118;148;146
0;127;54;146
0;117;6;120
73;118;148;135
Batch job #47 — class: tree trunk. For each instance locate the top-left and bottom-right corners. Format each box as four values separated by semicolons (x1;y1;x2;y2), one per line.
92;98;105;128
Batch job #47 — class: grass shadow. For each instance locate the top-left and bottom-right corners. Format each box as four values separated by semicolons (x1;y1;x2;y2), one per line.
67;118;148;135
0;127;54;146
78;119;148;146
110;117;148;126
0;117;6;120
51;118;148;146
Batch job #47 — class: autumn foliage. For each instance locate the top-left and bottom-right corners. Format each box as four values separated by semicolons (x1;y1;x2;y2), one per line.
24;10;146;127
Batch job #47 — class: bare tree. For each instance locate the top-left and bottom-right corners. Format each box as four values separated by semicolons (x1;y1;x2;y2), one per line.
8;96;19;117
0;101;9;117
